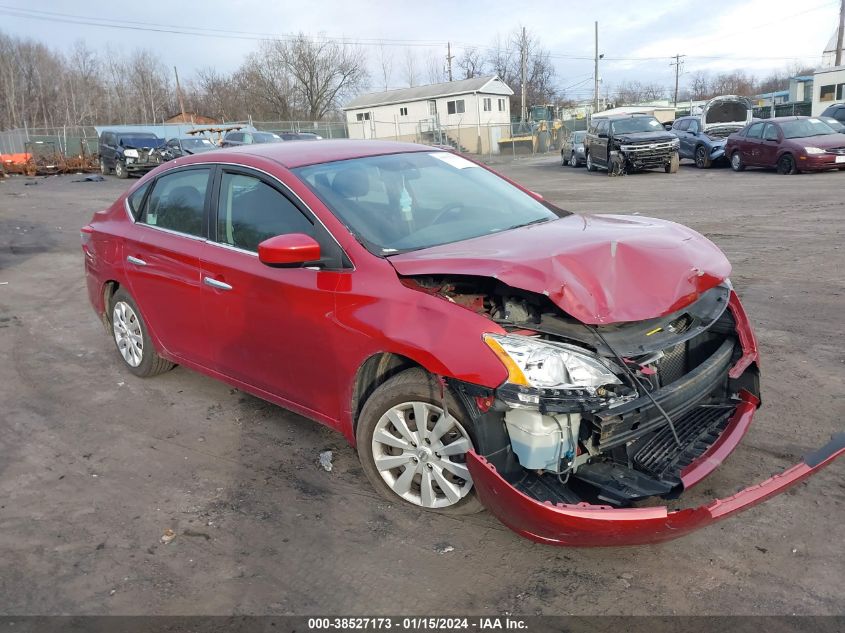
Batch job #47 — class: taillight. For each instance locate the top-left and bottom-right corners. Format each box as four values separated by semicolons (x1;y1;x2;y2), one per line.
80;224;93;246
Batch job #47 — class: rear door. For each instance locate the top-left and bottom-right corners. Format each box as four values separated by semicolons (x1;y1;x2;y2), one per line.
593;120;610;165
740;122;764;165
673;119;692;158
199;166;348;419
122;166;213;363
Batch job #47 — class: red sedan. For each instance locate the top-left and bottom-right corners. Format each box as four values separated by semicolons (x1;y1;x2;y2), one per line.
726;116;845;174
81;140;844;546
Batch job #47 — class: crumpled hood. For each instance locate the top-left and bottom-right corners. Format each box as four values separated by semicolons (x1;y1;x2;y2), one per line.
388;214;731;324
615;131;675;144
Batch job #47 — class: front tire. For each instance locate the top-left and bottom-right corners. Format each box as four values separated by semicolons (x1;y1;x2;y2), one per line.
110;289;174;377
731;151;745;172
114;160;128;179
356;369;483;515
694;145;711;169
569;152;579;167
665;151;680;173
777;153;797;175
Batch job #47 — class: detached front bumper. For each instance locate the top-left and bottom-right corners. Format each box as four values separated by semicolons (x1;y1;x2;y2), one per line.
467;427;845;546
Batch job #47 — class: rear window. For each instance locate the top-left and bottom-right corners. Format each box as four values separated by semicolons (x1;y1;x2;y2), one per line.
127;181;151;220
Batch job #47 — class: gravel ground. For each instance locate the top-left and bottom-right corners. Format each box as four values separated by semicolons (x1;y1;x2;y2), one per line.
0;156;843;616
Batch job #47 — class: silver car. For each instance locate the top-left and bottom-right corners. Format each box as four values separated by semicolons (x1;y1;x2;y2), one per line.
561;131;587;167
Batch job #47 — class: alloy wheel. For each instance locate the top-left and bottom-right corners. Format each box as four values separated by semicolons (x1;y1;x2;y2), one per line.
370;401;474;509
695;147;707;168
731;152;743;171
570;153;578;167
112;300;144;367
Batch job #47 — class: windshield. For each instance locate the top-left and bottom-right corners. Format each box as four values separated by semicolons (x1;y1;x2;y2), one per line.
780;118;837;139
294;152;565;255
119;135;163;148
182;138;215;149
610;117;663;134
573;132;586;142
254;132;282;143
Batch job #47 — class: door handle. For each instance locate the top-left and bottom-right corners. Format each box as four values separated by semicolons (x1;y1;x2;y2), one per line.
203;277;233;291
126;255;147;266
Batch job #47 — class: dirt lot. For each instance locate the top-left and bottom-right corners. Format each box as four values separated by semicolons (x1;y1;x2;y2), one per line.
1;157;843;616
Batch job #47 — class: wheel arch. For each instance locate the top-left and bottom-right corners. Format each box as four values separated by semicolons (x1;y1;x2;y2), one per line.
350;352;425;433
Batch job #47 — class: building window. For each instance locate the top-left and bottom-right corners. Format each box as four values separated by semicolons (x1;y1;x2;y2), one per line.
820;84;835;102
356;112;371;121
399;107;408;116
498;98;506;112
483;98;491;112
838;83;845;101
428;100;437;115
446;99;465;115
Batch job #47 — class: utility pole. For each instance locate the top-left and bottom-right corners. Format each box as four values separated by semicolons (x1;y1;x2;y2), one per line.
446;42;454;81
173;66;187;123
836;0;844;66
520;26;527;121
670;54;686;107
593;21;599;113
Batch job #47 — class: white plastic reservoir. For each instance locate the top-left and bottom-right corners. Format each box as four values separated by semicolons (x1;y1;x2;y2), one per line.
504;409;580;471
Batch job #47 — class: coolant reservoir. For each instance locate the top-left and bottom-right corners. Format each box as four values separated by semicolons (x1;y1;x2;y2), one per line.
504;409;579;471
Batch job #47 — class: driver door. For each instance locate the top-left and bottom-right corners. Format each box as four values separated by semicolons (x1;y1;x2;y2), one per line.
200;166;348;420
593;120;610;165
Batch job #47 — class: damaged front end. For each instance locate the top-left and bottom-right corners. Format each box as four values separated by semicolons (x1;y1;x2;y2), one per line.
405;274;843;545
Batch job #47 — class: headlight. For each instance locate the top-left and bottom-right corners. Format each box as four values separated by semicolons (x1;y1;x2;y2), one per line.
804;146;825;155
123;149;139;158
671;138;680;148
484;333;623;406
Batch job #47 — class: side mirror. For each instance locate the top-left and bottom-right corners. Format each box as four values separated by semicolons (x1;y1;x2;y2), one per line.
258;233;321;267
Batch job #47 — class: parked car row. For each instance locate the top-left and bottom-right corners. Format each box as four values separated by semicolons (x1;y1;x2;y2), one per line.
98;129;321;178
564;98;845;177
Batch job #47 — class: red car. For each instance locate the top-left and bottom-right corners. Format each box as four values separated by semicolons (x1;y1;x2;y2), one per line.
81;141;844;546
725;116;845;174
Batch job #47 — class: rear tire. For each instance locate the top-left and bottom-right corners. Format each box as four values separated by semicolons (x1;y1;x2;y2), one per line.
99;158;110;175
356;368;484;516
114;160;128;179
109;289;174;378
731;151;745;172
560;151;567;166
777;153;797;175
694;145;711;169
586;152;597;172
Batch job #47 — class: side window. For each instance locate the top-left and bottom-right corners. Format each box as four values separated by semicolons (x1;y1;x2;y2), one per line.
216;172;314;252
746;122;764;139
228;133;243;142
242;133;253;144
688;120;699;133
599;120;610;135
141;168;210;237
763;124;779;141
127;181;151;220
674;119;689;131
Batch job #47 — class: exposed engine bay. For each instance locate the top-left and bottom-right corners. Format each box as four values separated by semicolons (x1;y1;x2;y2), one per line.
406;274;760;508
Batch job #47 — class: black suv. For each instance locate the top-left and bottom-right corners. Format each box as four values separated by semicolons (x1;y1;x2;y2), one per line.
98;131;165;179
820;103;845;124
584;114;680;175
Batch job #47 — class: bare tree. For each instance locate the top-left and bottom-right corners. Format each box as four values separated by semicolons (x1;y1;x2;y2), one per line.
403;48;418;87
424;50;446;84
457;46;485;79
376;43;393;91
282;34;368;119
687;71;710;100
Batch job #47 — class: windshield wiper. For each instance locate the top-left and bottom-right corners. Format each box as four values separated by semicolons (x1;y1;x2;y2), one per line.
500;217;552;232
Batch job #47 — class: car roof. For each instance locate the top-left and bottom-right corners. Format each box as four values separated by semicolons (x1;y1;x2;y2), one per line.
603;113;656;120
183;139;441;169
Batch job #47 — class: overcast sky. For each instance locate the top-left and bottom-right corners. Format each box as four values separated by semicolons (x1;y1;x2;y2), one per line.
0;0;841;98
